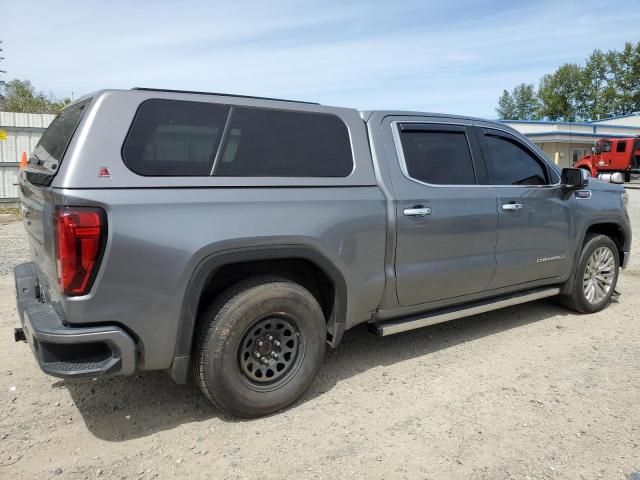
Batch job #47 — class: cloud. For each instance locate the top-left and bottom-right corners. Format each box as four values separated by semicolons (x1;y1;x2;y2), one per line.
2;0;639;117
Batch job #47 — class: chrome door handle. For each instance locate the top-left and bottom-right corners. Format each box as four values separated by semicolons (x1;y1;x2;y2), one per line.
403;207;432;217
502;203;523;211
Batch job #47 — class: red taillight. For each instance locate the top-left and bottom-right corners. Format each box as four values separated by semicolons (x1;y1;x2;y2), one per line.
54;207;105;296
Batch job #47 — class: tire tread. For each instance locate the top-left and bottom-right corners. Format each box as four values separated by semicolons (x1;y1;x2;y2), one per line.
192;275;324;417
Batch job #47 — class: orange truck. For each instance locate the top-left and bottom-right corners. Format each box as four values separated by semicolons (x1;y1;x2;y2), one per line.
574;136;640;181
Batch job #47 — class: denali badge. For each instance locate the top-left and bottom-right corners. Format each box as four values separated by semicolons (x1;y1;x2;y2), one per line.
537;255;565;263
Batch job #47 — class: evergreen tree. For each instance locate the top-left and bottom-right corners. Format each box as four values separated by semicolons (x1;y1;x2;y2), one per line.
496;89;517;119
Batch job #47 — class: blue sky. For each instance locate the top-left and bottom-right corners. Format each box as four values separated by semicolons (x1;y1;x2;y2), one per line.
2;0;639;117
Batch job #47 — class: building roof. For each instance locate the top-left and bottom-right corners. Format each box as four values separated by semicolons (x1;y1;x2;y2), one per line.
592;112;640;123
524;131;636;144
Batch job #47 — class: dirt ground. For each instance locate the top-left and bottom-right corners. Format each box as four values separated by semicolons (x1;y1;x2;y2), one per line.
1;190;639;480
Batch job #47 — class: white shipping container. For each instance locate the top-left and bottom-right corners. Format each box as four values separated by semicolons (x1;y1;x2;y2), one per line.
0;165;20;201
0;111;55;200
0;111;56;130
0;130;43;164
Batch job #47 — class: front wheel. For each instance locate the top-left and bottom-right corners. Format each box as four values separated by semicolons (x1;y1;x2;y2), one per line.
559;234;619;313
193;276;326;417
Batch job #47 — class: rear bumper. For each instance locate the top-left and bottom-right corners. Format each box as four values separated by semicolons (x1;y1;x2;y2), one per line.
14;262;136;378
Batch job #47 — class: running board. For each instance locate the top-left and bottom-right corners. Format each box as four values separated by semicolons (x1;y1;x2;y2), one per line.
371;287;561;336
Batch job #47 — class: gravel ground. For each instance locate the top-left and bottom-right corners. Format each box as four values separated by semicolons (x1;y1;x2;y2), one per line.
0;212;29;275
1;193;639;480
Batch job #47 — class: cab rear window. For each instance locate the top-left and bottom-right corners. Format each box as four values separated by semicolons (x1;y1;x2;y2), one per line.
122;99;353;177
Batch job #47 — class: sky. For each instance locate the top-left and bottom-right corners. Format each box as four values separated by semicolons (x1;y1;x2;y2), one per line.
1;0;640;118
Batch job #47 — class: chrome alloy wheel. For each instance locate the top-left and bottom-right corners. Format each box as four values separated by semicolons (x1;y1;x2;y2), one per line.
583;246;615;304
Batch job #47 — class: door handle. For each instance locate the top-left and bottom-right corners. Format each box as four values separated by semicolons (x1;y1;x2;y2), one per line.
502;203;523;211
403;206;432;217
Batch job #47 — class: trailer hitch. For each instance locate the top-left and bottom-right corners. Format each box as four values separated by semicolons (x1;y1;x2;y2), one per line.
14;327;26;343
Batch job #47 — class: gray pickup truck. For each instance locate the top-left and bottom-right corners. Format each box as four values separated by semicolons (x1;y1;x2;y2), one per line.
14;88;631;417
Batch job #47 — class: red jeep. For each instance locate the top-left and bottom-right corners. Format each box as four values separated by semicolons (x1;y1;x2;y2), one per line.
574;137;640;181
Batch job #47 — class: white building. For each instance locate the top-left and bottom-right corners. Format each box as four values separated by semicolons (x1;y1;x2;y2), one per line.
592;113;640;127
503;113;640;168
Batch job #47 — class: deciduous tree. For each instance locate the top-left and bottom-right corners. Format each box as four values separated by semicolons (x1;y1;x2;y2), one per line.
537;63;583;121
0;79;70;114
497;41;640;121
605;42;640;115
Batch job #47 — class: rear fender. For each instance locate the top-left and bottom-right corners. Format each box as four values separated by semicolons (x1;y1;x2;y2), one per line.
170;244;348;384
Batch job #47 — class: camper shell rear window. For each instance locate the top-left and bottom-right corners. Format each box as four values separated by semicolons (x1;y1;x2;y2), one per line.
27;100;90;185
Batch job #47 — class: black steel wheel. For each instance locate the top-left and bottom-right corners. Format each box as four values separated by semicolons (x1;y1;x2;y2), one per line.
193;276;326;417
237;315;302;390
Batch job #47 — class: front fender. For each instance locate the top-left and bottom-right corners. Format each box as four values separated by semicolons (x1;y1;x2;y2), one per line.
561;217;631;295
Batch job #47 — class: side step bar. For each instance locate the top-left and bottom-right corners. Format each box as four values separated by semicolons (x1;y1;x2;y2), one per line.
371;287;561;336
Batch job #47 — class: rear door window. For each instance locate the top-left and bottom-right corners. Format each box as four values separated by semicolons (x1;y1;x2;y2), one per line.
397;125;477;185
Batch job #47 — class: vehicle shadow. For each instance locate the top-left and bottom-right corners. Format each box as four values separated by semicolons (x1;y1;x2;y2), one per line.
65;298;571;441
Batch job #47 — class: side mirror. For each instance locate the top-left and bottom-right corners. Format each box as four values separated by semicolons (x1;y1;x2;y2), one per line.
561;167;588;190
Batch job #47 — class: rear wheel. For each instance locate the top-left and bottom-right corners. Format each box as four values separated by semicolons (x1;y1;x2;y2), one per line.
193;276;326;417
559;234;619;313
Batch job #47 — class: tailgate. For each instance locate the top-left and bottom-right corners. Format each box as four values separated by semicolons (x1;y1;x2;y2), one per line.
20;101;90;293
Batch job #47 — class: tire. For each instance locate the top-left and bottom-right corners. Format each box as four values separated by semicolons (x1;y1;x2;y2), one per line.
559;234;619;313
193;276;326;417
